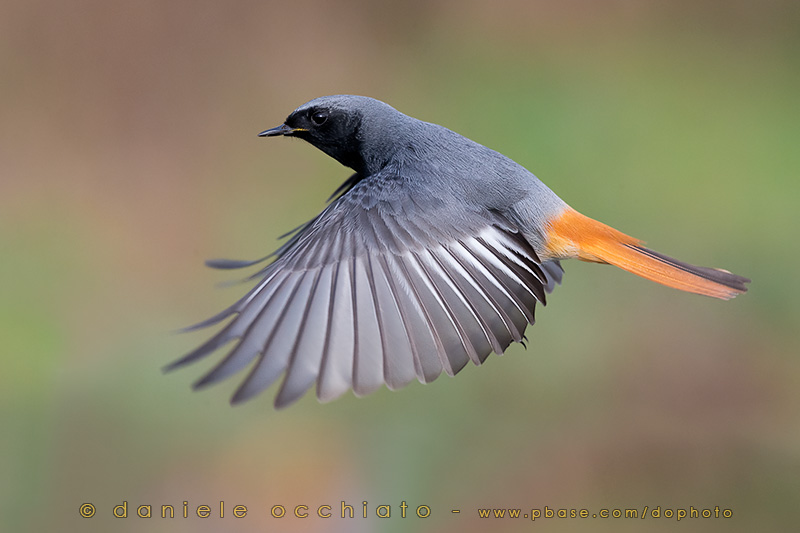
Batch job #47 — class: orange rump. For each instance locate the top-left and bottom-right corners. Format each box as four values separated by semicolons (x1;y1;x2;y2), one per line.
545;208;750;300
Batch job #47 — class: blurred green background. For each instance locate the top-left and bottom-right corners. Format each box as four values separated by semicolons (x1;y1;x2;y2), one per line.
2;1;799;532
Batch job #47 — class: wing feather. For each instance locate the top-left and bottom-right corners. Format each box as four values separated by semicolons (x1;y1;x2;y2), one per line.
414;247;493;364
399;251;472;376
351;255;384;397
317;258;356;402
169;172;559;407
229;271;312;404
380;253;443;382
274;267;329;408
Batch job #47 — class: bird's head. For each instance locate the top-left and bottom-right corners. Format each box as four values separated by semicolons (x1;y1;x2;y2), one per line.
259;95;410;175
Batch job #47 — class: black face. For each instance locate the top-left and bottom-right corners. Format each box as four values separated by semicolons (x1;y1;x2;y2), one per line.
284;106;366;173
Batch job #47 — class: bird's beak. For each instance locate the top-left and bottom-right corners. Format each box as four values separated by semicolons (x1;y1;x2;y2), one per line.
258;124;307;137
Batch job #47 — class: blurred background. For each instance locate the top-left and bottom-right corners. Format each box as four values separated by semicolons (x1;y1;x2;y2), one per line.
2;1;799;531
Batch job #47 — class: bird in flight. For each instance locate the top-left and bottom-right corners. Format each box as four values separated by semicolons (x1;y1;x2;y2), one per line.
166;95;749;408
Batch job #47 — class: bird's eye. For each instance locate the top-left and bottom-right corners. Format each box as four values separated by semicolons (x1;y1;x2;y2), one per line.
310;110;329;126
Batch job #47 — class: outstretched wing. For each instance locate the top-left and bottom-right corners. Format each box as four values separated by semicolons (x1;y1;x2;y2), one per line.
166;173;562;408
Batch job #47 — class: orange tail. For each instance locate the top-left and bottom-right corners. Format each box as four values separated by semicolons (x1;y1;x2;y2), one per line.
545;207;750;300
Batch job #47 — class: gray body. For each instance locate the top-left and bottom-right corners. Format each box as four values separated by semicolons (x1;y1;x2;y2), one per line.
304;96;568;255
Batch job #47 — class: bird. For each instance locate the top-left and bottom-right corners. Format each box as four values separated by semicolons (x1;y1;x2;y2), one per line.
166;95;750;409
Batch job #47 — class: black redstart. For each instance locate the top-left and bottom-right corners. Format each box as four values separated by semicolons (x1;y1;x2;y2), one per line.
166;95;749;408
